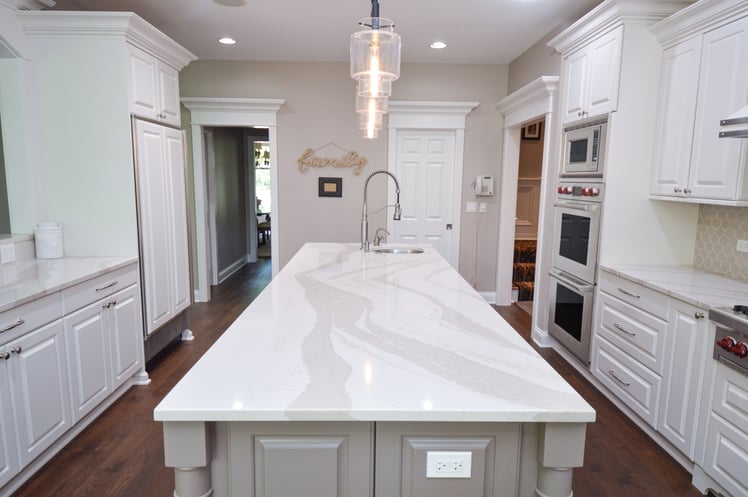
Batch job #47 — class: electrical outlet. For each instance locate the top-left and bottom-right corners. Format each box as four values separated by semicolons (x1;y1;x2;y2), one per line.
737;239;748;253
479;202;487;213
466;201;477;213
426;451;472;478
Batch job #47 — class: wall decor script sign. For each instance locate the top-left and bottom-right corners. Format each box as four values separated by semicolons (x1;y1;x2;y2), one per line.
297;144;368;175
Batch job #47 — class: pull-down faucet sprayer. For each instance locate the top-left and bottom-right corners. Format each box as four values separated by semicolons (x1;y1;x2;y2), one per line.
361;170;401;251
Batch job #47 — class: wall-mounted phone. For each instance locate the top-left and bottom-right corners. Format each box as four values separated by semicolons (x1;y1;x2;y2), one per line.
474;175;494;196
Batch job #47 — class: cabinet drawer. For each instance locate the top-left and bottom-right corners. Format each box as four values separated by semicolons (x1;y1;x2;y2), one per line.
0;293;62;346
596;293;667;374
598;271;669;319
61;264;139;314
592;336;662;427
711;363;748;431
703;413;748;497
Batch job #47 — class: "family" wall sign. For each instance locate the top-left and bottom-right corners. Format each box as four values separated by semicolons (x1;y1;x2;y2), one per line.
297;143;368;175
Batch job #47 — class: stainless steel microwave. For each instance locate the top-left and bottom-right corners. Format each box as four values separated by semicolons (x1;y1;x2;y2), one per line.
562;120;607;178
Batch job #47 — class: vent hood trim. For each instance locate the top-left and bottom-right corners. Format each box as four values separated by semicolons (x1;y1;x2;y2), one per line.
719;103;748;138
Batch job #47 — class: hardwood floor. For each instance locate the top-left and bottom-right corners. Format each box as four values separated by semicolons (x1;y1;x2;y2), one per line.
11;262;704;497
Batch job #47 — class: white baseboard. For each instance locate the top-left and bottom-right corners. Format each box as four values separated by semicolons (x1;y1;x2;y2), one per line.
218;257;247;284
479;291;496;304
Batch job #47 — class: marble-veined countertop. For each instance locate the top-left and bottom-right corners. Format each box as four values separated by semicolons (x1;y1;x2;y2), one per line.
155;243;595;424
600;264;748;309
0;256;139;312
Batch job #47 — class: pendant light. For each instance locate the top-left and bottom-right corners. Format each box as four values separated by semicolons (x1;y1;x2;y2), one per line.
350;0;401;139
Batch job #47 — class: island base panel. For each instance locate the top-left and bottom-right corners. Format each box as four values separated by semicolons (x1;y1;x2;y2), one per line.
162;420;587;497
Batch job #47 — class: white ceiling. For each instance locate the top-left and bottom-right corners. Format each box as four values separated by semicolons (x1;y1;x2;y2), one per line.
50;0;603;64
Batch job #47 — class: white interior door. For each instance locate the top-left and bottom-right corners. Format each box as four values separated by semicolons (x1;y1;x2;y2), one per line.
389;130;457;263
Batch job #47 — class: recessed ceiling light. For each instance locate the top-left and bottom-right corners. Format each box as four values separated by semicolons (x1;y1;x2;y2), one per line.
430;41;447;49
218;37;236;45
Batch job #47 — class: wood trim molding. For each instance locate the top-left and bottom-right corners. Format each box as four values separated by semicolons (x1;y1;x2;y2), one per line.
651;0;748;48
496;76;559;127
182;98;285;126
388;101;478;129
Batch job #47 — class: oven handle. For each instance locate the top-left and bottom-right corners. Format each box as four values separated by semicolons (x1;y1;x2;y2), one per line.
549;270;595;293
554;200;599;212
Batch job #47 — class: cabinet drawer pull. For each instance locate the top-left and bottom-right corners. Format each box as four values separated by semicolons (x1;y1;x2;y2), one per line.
608;370;630;387
617;288;641;299
0;319;25;333
0;352;10;360
614;323;636;337
11;346;22;355
95;280;118;292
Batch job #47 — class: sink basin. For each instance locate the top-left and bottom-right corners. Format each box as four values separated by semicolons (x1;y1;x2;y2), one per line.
372;246;424;254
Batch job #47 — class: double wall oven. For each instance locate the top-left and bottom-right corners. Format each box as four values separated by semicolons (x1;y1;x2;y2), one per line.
548;180;603;364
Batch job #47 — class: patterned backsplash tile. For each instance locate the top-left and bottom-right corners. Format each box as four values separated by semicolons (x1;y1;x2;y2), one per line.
693;205;748;283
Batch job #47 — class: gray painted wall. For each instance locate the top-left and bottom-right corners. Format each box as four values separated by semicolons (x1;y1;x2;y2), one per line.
211;127;248;277
0;117;10;234
180;61;508;292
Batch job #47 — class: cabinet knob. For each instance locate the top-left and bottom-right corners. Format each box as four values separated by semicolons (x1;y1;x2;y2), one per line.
694;311;705;319
673;187;682;193
11;346;22;355
0;352;10;360
684;188;692;194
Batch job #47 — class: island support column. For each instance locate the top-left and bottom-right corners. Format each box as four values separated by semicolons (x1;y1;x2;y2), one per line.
163;421;214;497
535;423;587;497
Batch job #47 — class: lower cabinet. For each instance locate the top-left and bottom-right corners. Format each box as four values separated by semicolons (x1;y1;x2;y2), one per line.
0;262;145;494
1;320;72;473
64;283;143;422
591;270;709;461
224;421;522;497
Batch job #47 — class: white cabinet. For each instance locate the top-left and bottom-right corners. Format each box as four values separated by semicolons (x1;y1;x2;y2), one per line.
0;352;19;488
592;270;709;460
128;44;181;126
658;300;709;459
4;320;71;468
559;26;623;123
64;282;143;423
651;6;748;204
134;120;191;335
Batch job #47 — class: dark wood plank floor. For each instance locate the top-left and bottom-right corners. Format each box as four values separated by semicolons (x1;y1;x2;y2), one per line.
11;261;704;497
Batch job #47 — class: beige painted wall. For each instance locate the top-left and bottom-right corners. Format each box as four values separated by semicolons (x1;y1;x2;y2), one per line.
180;61;508;292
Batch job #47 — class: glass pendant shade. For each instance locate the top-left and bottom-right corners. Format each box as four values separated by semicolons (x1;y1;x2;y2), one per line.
350;17;401;98
355;90;388;115
359;110;383;139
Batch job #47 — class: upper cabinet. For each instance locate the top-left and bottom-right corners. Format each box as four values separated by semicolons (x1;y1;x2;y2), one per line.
651;0;748;206
558;26;623;124
128;44;181;126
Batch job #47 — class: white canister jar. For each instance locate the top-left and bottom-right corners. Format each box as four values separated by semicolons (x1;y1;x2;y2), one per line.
34;222;64;259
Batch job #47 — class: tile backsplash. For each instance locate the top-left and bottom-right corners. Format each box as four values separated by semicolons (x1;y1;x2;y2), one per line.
693;205;748;282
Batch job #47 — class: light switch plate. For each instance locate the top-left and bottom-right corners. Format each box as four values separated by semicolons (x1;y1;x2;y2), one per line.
479;202;487;213
0;243;15;264
737;239;748;253
466;202;477;213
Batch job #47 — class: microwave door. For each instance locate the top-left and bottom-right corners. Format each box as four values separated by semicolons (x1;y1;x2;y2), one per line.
569;137;589;164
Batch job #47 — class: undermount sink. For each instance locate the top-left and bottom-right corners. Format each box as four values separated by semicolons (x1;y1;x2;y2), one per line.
372;246;424;254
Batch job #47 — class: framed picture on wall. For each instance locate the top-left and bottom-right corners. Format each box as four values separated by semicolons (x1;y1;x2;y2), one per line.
318;177;342;197
522;122;542;140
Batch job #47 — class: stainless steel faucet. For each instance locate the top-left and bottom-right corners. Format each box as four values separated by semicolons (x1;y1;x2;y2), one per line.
361;170;401;251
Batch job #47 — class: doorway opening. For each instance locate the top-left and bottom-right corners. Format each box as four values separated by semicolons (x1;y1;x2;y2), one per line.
512;119;544;316
252;134;272;259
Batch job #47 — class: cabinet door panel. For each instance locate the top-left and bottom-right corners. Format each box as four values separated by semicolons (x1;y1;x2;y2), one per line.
11;321;71;466
658;301;708;459
561;48;589;123
64;304;110;423
0;357;19;488
689;17;748;199
109;285;144;389
135;120;174;334
128;45;158;117
164;128;191;315
158;62;180;126
586;26;622;117
651;38;702;196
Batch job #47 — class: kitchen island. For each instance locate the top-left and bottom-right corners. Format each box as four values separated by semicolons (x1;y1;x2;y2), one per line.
155;243;595;497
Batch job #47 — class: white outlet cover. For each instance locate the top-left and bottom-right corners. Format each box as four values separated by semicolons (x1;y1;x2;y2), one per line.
479;202;487;213
737;239;748;253
466;201;477;213
426;451;472;478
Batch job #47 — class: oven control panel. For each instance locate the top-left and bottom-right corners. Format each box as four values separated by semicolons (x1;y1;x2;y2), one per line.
710;307;748;375
556;182;604;202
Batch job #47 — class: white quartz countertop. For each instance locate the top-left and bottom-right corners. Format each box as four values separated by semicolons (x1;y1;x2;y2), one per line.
600;264;748;309
0;256;139;312
155;243;595;424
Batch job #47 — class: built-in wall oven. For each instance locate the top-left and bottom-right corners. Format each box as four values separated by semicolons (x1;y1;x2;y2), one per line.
548;180;604;364
562;119;607;178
